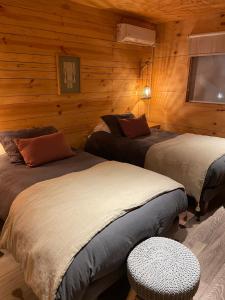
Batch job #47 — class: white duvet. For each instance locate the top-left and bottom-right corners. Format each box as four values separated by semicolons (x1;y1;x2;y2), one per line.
145;133;225;205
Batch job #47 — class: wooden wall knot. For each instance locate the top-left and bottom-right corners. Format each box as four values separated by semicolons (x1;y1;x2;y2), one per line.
29;79;34;87
17;63;25;68
56;104;62;115
2;37;7;45
0;5;5;15
216;109;225;112
60;46;67;54
61;4;70;10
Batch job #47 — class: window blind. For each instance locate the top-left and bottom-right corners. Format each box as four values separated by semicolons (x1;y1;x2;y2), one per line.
189;31;225;56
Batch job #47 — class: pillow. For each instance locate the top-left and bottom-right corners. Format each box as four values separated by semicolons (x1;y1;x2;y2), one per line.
15;131;74;167
101;113;134;136
93;121;111;133
0;126;57;163
0;143;5;155
118;114;150;139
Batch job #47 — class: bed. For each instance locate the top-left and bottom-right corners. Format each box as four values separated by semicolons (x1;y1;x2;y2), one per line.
0;150;187;300
85;128;225;214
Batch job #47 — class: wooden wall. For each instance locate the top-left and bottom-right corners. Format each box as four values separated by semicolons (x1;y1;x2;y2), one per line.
0;0;153;147
148;14;225;137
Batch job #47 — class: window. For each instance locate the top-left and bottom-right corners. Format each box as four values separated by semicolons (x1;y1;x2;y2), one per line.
187;54;225;104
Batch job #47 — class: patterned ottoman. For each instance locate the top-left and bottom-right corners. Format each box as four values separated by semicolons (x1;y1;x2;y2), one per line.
127;237;200;300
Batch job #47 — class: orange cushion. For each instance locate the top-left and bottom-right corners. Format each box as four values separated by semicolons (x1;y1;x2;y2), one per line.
118;114;150;138
15;131;74;167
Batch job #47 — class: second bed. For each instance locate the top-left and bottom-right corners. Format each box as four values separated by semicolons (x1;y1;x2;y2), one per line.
86;127;225;214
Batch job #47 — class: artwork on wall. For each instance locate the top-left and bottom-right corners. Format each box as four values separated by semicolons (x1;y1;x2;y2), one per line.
57;55;80;94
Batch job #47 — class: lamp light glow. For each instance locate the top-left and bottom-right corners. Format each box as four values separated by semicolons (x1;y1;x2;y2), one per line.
217;92;224;99
143;86;151;99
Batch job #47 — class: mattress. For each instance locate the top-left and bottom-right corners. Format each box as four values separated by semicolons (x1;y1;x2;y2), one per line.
0;150;187;300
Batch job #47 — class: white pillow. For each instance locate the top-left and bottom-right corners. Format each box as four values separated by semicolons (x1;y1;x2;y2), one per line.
0;143;5;155
93;121;111;133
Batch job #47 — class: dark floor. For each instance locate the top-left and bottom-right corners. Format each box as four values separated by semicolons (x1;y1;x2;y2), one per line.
99;276;130;300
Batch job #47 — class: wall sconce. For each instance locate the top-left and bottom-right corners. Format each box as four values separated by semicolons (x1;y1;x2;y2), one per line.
143;86;151;99
140;59;152;100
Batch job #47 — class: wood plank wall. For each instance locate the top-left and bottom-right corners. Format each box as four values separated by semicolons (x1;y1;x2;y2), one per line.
148;14;225;137
0;0;153;147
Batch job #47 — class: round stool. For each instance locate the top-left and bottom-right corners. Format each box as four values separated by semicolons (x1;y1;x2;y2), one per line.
127;237;200;300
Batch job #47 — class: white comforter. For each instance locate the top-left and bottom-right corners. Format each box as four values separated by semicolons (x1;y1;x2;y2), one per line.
145;133;225;205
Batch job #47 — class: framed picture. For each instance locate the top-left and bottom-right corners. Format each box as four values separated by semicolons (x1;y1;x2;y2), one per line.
57;55;80;94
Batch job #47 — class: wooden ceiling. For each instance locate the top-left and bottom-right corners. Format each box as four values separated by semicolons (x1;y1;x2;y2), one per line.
71;0;225;23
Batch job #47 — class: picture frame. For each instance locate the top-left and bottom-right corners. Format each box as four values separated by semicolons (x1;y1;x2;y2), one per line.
56;55;80;95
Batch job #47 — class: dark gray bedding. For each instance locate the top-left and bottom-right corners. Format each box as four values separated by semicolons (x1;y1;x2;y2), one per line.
0;150;187;300
85;129;225;206
85;129;178;167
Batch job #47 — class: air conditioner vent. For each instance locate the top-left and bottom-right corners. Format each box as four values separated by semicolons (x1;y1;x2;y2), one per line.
117;23;156;46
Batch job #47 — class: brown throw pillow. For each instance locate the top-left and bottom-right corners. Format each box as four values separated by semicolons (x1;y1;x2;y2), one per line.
0;126;57;163
118;115;150;139
15;131;74;167
101;113;134;136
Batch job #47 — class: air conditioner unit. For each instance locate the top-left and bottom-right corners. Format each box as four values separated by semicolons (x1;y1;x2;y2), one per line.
117;23;156;46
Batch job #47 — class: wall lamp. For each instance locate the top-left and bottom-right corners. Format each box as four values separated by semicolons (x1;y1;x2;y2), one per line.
140;59;152;100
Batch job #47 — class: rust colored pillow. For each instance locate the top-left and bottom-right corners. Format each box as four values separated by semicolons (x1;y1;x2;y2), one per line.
15;132;74;167
101;113;134;136
118;115;150;139
0;126;57;163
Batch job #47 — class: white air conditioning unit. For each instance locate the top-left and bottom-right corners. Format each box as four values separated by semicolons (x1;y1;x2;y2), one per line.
117;23;156;46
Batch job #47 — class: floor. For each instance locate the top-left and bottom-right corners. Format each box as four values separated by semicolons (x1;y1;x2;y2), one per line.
174;206;225;300
1;206;225;300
